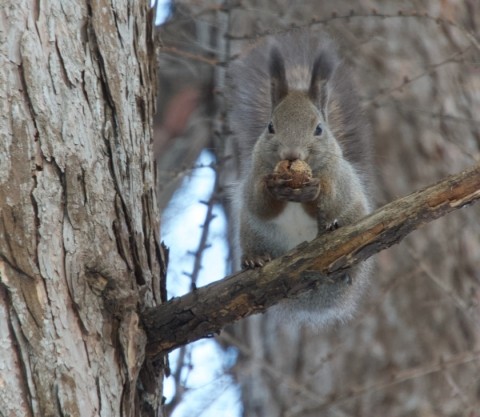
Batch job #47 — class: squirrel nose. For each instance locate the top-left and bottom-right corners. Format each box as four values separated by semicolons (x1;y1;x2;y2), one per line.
280;148;304;161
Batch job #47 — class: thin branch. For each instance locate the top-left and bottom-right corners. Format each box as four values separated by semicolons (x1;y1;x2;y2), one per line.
142;164;480;358
363;45;472;105
405;245;470;312
158;45;220;66
286;348;480;416
218;335;480;414
218;333;324;404
157;10;479;69
315;349;480;412
164;345;188;415
225;10;480;53
184;167;218;290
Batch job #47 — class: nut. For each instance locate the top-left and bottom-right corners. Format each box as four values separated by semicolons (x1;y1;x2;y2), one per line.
273;159;313;188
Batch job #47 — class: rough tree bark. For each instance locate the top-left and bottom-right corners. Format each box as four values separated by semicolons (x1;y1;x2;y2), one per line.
0;1;165;416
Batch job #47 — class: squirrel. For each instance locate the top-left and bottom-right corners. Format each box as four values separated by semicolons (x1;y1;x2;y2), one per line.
228;30;374;326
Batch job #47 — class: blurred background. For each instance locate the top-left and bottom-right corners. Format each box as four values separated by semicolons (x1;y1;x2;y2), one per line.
153;1;480;416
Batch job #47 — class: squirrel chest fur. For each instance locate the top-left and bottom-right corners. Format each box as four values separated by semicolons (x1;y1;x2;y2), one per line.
271;203;317;250
229;30;374;326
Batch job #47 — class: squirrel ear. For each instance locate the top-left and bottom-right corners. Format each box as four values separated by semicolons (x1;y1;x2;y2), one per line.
308;51;337;113
269;47;288;108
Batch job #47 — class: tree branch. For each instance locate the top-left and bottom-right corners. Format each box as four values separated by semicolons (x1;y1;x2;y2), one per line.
142;164;480;358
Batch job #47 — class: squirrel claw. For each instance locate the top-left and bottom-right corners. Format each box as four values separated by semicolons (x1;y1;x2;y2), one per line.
265;174;291;187
326;219;340;231
305;177;320;186
266;181;321;202
242;254;272;269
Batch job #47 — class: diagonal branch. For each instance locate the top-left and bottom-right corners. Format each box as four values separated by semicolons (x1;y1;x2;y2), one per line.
142;164;480;358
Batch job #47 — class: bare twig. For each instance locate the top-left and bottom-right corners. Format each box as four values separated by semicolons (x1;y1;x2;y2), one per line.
218;330;480;415
158;45;220;66
183;166;219;291
225;10;480;53
316;349;480;412
364;46;472;105
164;346;188;415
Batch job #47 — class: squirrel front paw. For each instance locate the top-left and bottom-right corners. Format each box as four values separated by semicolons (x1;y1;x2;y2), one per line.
242;253;272;269
265;174;320;202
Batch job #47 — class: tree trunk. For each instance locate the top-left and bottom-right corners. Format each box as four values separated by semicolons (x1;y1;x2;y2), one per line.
0;1;165;416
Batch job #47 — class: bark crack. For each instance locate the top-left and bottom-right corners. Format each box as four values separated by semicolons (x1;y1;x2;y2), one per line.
54;38;74;88
7;297;36;417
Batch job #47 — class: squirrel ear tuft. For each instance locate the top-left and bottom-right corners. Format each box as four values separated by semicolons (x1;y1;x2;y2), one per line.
269;47;288;108
308;51;338;111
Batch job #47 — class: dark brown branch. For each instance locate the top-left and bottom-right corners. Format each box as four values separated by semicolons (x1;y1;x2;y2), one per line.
142;164;480;358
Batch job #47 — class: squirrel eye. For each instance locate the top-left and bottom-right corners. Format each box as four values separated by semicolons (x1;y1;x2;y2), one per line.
268;121;275;134
314;123;323;136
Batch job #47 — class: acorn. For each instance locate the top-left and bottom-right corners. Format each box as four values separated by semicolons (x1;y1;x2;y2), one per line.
273;159;313;188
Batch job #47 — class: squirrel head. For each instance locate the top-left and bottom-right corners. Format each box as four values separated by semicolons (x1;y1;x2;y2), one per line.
255;46;343;173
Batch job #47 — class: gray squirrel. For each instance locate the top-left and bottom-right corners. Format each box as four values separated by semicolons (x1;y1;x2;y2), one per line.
228;30;374;326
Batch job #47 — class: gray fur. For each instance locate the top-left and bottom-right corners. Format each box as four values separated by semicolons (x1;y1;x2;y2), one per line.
228;30;373;182
228;30;374;326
